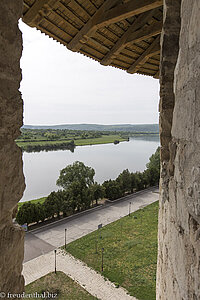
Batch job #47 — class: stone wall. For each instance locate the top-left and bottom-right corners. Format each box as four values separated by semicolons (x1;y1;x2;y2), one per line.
157;0;200;299
0;0;25;295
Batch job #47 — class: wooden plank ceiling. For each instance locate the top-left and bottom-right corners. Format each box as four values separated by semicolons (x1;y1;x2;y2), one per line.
22;0;163;78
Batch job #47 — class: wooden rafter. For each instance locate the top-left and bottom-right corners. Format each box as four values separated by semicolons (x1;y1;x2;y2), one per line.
68;0;163;52
153;69;160;79
96;0;163;28
23;0;61;26
127;35;160;74
59;1;85;26
100;10;157;66
67;0;121;51
22;0;163;77
126;20;162;43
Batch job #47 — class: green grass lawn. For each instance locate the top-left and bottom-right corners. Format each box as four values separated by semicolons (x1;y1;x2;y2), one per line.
16;135;127;148
25;271;98;300
75;135;126;146
18;197;46;209
64;201;159;300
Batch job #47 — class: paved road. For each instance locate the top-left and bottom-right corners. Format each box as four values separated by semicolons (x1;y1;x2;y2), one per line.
24;187;159;263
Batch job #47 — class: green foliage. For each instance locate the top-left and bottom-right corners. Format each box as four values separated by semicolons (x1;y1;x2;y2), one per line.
103;180;123;200
18;197;46;209
16;202;37;225
103;147;160;200
36;203;46;222
16;148;160;226
16;128;128;152
89;182;105;205
116;169;132;194
145;147;160;186
56;161;95;190
146;147;160;170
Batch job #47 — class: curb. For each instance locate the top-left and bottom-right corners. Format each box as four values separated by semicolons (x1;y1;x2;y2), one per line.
105;186;158;206
27;186;159;233
28;204;104;233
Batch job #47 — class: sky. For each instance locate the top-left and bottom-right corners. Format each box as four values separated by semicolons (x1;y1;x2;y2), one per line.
19;20;160;126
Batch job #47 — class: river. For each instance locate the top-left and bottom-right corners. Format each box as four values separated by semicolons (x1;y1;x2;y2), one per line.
20;135;160;202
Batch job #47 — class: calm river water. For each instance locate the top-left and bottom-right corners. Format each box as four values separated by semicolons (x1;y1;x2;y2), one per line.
20;135;160;202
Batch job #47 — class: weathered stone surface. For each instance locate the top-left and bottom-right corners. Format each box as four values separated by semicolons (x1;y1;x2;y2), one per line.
157;0;200;299
0;0;25;295
0;224;24;293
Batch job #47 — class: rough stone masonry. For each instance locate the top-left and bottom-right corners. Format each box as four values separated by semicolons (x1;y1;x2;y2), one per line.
0;0;25;294
157;0;200;299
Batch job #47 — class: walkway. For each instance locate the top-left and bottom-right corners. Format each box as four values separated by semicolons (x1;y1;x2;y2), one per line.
23;249;137;300
24;187;159;262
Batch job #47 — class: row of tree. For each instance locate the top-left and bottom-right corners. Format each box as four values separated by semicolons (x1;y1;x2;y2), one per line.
17;128;105;141
21;140;75;153
16;147;160;226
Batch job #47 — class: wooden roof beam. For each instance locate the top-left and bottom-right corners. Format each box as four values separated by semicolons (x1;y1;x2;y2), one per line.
126;20;162;44
100;10;156;66
67;0;121;52
23;0;62;26
153;69;160;79
96;0;163;28
127;35;160;74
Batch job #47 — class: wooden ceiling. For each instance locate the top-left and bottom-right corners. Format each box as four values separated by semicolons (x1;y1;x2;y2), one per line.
22;0;163;78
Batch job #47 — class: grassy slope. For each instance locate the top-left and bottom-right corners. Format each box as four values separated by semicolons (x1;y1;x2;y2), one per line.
65;201;159;300
18;197;46;208
25;271;98;300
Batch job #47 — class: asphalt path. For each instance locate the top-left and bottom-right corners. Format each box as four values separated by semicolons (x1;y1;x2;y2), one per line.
24;187;159;263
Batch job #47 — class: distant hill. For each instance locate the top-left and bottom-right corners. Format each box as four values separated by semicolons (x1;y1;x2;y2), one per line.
23;123;159;133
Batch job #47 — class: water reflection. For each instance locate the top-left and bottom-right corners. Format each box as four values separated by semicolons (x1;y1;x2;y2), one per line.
21;135;160;202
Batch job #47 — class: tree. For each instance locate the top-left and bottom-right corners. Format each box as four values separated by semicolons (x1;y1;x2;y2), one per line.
134;172;145;191
103;180;123;200
130;172;137;193
44;192;57;219
146;147;160;185
54;190;73;217
116;169;132;195
16;202;36;225
34;203;46;223
56;161;95;190
90;182;105;206
146;147;160;171
37;203;46;222
61;192;74;217
53;190;63;218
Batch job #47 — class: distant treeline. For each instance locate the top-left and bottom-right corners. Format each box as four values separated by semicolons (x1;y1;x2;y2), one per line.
17;128;103;141
16;147;160;226
16;128;158;152
16;128;126;152
23;123;159;133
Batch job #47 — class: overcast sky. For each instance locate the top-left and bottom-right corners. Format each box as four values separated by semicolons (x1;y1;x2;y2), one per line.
19;20;160;126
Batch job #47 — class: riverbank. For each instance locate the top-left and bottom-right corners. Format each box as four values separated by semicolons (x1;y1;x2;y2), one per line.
16;134;127;152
